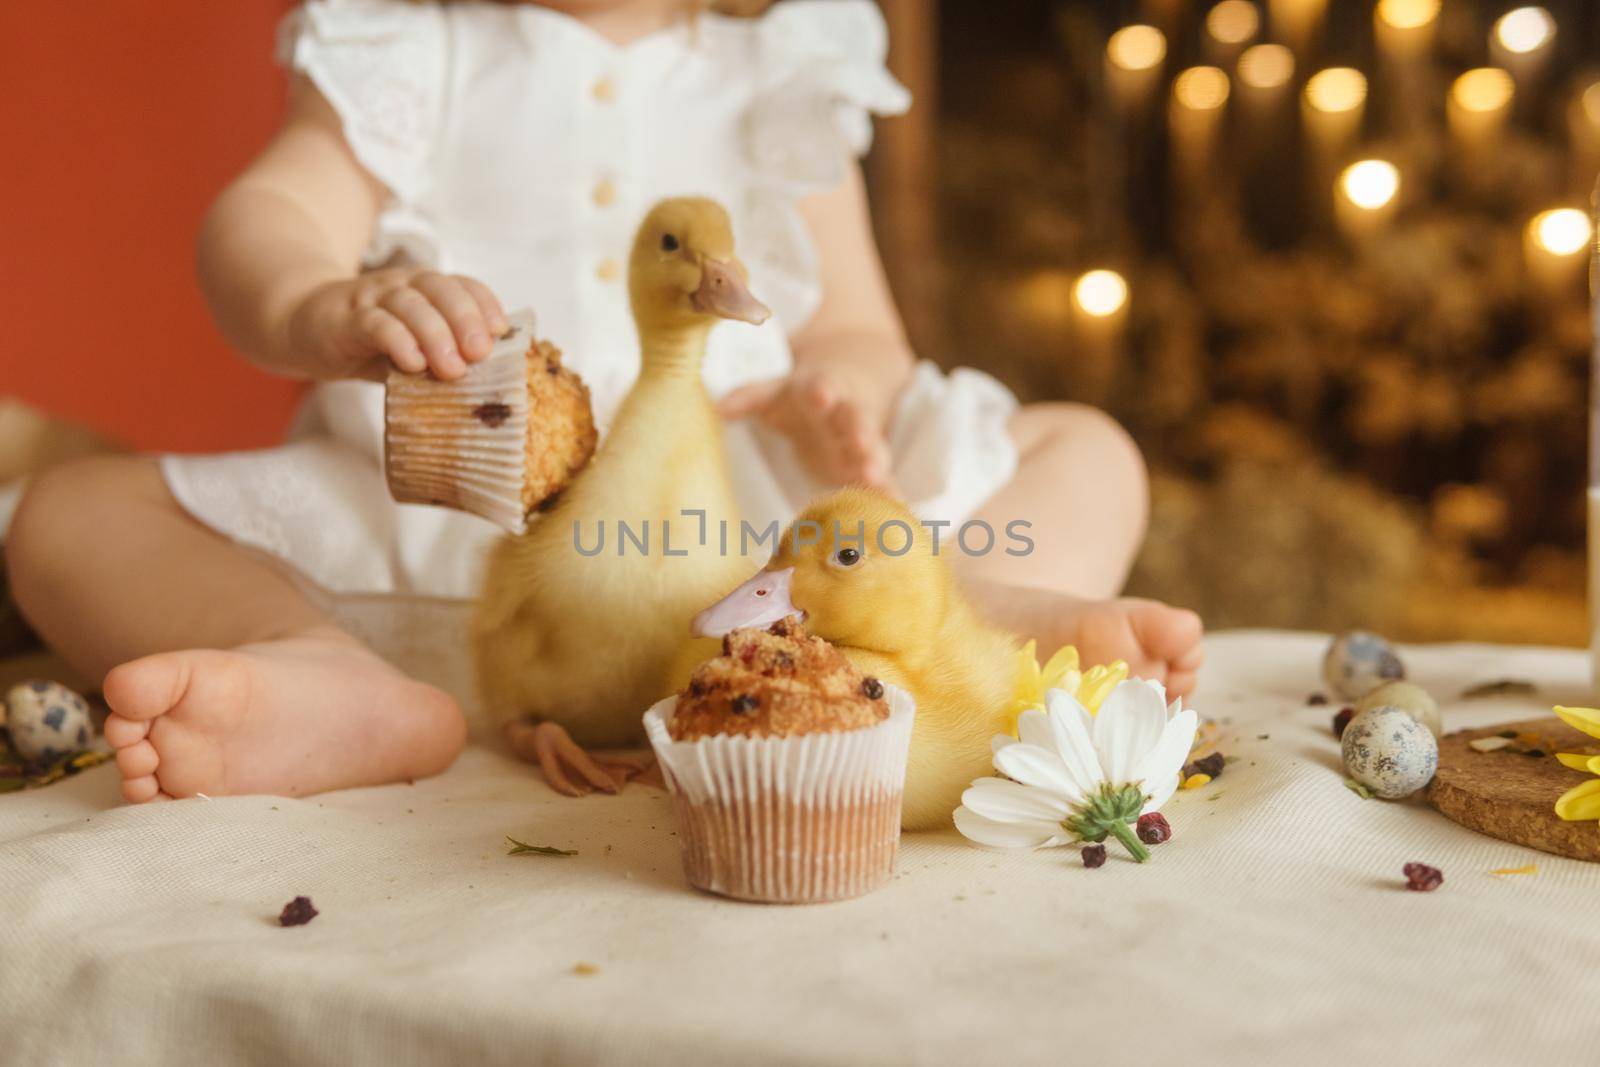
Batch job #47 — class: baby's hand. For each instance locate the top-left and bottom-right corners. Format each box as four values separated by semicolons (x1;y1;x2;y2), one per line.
718;368;892;488
289;269;509;381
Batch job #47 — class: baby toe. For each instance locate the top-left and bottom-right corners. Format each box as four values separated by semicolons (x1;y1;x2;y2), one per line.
103;713;151;749
115;740;160;779
122;774;163;804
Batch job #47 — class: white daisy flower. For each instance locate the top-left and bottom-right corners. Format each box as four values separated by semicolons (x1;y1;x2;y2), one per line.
954;678;1198;862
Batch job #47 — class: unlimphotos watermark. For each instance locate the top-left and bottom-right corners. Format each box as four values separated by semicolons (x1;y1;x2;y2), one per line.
572;510;1035;558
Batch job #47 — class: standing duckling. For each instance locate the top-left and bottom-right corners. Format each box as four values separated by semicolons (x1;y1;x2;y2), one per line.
474;198;769;795
690;487;1020;830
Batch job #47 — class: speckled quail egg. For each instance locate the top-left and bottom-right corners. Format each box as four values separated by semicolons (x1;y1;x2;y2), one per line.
1355;680;1440;737
3;680;95;764
1322;631;1405;701
1341;704;1438;800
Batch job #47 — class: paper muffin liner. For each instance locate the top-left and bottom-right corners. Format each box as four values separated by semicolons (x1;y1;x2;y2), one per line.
643;685;916;904
384;310;538;533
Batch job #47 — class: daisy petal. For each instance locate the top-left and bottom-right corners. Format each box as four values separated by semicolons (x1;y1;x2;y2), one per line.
1044;689;1105;797
1556;752;1594;772
1554;778;1600;822
1554;706;1600;743
1017;708;1055;751
991;733;1019;759
994;741;1081;800
1093;679;1168;785
961;777;1073;823
954;805;1064;849
1133;707;1199;805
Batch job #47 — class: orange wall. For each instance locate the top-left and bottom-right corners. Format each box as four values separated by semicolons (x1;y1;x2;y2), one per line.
0;3;303;453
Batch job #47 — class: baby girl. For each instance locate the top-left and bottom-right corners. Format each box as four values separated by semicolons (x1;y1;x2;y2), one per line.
6;0;1203;803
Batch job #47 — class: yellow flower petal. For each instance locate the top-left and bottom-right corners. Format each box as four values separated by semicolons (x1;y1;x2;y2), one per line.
1556;751;1599;772
1181;772;1212;789
1489;864;1538;876
1554;778;1600;822
1553;706;1600;743
1039;644;1081;689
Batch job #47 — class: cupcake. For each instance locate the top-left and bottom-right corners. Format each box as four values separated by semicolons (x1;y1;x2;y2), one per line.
643;617;916;904
384;310;598;532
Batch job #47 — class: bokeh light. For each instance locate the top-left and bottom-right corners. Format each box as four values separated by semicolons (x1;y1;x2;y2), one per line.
1107;25;1167;72
1493;7;1555;55
1376;0;1440;31
1581;82;1600;127
1238;44;1295;90
1206;1;1260;46
1073;270;1130;317
1452;68;1515;113
1339;160;1400;210
1305;67;1367;113
1530;209;1592;256
1174;66;1231;111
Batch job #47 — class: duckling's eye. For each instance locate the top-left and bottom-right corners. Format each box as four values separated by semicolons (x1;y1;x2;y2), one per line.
661;233;680;252
833;547;861;568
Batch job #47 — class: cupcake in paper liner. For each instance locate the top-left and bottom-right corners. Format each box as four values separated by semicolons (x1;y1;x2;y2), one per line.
384;310;598;533
643;617;916;904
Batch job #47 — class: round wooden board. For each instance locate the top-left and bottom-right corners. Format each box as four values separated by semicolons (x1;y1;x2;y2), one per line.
1427;717;1600;862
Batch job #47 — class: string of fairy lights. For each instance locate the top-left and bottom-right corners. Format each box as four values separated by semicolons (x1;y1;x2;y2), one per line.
1062;0;1598;330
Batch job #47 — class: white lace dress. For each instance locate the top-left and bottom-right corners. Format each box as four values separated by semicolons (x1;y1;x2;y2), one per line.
160;0;1019;708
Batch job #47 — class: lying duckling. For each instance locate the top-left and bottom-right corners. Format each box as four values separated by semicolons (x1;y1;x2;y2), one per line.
690;487;1019;830
474;198;769;795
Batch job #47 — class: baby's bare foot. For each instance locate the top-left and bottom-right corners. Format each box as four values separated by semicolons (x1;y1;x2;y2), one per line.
101;629;466;803
1063;597;1204;698
970;584;1205;699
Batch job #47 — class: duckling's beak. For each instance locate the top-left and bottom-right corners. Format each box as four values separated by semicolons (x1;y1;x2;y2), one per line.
691;258;770;325
691;567;801;637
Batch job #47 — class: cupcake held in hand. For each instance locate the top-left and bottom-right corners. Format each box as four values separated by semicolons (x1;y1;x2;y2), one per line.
645;617;915;904
384;310;597;532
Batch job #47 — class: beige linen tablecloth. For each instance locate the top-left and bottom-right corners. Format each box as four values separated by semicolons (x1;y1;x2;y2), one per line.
3;631;1599;1066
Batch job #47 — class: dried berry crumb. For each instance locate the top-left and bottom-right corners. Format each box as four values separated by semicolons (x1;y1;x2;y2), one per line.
1136;812;1172;845
1524;749;1546;758
1308;693;1328;705
1081;844;1107;868
1403;862;1443;892
1184;752;1226;780
730;695;759;715
862;676;885;700
1333;707;1355;738
279;896;318;927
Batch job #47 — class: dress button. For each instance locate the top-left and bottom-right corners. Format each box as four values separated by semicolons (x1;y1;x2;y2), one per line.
592;178;616;207
592;75;617;103
596;257;620;282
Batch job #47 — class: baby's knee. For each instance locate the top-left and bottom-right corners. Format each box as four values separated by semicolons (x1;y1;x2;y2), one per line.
1021;403;1147;486
7;455;164;588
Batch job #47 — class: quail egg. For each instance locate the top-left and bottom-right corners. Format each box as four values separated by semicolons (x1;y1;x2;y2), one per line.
1341;704;1438;800
1322;631;1405;701
1355;680;1440;737
3;680;95;764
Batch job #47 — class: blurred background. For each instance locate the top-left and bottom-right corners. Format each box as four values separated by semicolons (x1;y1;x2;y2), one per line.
2;0;1597;646
872;0;1598;645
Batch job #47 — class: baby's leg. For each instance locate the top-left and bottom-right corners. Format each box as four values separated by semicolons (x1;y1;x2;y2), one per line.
958;403;1204;696
5;455;466;802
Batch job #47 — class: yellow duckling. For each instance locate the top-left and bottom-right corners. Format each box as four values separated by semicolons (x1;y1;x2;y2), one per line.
689;486;1020;830
474;197;769;794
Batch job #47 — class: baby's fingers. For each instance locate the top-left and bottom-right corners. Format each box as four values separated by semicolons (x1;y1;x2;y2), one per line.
829;402;891;486
381;287;465;379
413;273;493;362
717;379;787;420
355;307;425;375
455;275;510;338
